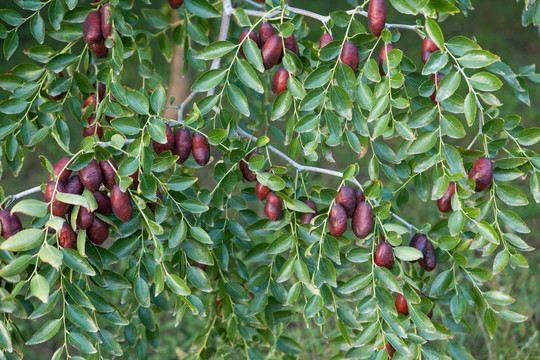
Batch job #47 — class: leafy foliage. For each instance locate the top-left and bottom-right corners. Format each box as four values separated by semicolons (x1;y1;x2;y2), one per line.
0;0;538;359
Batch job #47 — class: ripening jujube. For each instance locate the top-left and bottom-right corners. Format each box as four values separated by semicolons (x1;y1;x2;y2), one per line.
255;179;271;200
153;124;175;154
319;34;333;50
328;204;347;237
368;0;386;37
48;156;72;183
395;294;409;315
83;116;103;139
101;2;112;39
168;0;183;9
90;40;108;58
45;181;69;217
335;185;356;218
271;67;289;96
421;38;440;64
410;233;437;271
284;34;300;56
111;184;133;222
93;190;112;215
0;209;22;240
173;128;192;164
239;151;261;182
468;157;493;192
378;43;394;76
240;29;259;58
374;242;394;269
64;175;83;195
76;206;95;230
79;159;103;191
262;35;283;70
99;159;118;190
354;188;366;203
192;133;210;166
437;182;456;213
258;23;275;48
59;222;77;249
352;202;374;239
83;10;102;44
300;200;317;224
87;216;109;245
340;42;360;72
264;192;283;221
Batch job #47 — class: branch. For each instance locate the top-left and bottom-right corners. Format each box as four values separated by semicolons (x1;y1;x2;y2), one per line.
208;0;233;96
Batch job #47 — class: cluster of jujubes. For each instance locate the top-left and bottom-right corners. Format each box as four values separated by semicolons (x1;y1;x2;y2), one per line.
152;124;210;166
44;156;135;249
82;2;113;58
328;186;372;240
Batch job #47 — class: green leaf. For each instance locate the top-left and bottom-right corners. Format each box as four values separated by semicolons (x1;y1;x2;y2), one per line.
408;106;437;128
272;90;292;120
183;239;213;265
304;295;323;318
126;89;149;115
236;60;264;93
469;72;503;92
498;310;528;323
30;274;50;303
430;269;453;296
244;38;264;73
394;246;423;261
0;254;33;277
11;199;47;217
3;31;19;60
191;69;226;92
330;86;352;120
196;41;236;60
517;128;540;146
66;304;98;332
496;185;528;206
435;71;461;102
30;13;45;43
408;131;437;154
458;50;499;69
150;84;166;113
26;319;62;345
190;227;212;244
166;274;191;296
185;0;220;18
186;266;212;292
374;266;401;293
134;277;151;308
0;98;28;114
425;18;445;52
0;228;44;251
61;248;96;276
483;309;496;339
227;84;249;116
304;67;333;89
477;221;499;244
68;332;97;354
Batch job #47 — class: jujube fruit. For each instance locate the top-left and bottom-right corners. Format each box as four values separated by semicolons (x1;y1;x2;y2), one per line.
335;185;356;218
101;2;112;39
153;124;175;154
0;209;22;240
76;206;94;230
82;94;97;113
192;133;210;166
300;200;317;224
45;181;69;217
340;42;359;72
319;34;333;50
239;151;261;182
258;23;275;48
420;240;436;271
395;294;409;315
168;0;184;9
368;0;386;37
354;188;366;203
240;29;259;58
59;222;77;249
64;175;83;195
272;67;289;96
437;182;456;213
83;116;103;139
173;128;193;164
90;40;108;58
374;242;394;269
379;44;394;76
93;190;112;215
79;159;103;191
284;34;300;56
328;204;347;237
83;10;102;44
421;38;439;64
265;192;283;221
130;170;140;189
352;201;374;239
409;233;426;263
99;159;118;190
48;156;72;182
111;184;133;222
468;157;493;192
255;179;271;200
87;217;109;245
385;342;395;358
262;35;283;70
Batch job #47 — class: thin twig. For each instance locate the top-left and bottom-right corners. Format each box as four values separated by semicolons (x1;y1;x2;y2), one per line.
208;0;233;96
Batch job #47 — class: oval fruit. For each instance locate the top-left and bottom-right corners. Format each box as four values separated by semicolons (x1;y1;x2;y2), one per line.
340;42;359;72
468;157;493;192
45;181;69;217
240;28;259;58
90;40;108;58
192;133;210;166
173;128;192;164
239;151;261;182
153;124;175;154
258;23;275;48
76;206;94;230
271;67;289;95
130;170;139;189
59;222;77;249
300;200;317;224
87;217;109;245
352;201;374;239
354;188;366;203
48;156;72;182
374;242;394;269
437;182;456;213
83;10;102;44
385;343;395;358
0;209;22;239
368;0;386;37
409;233;427;263
79;159;103;191
284;34;300;56
335;185;356;218
101;2;112;38
99;159;117;190
83;116;103;139
319;34;333;50
255;180;271;200
379;43;394;76
395;294;409;315
419;241;436;271
168;0;184;9
264;192;283;221
111;184;133;222
93;190;112;215
421;38;439;64
64;175;83;195
328;204;347;237
262;35;283;70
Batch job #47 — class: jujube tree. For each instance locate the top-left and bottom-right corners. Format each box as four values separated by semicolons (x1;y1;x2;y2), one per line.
0;0;539;358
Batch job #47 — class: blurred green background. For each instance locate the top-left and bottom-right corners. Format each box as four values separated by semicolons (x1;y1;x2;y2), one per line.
1;0;539;359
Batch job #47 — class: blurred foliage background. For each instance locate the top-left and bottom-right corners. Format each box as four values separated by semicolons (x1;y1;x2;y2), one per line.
0;0;539;359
